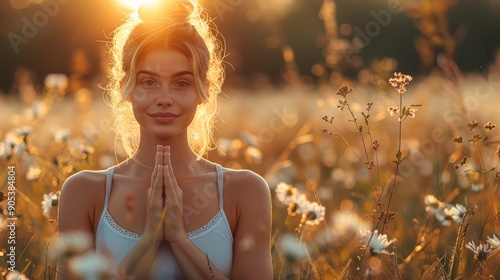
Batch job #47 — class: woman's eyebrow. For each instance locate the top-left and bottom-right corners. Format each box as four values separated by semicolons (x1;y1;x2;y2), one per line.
136;70;194;77
172;71;194;77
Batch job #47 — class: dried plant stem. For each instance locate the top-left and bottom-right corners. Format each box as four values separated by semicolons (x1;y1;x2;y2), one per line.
382;92;404;233
447;207;474;279
343;97;383;211
476;145;500;232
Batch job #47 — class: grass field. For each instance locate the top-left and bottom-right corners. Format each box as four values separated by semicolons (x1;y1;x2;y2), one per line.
1;69;499;279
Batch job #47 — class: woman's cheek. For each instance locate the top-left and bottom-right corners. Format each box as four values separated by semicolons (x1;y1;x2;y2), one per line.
131;89;151;104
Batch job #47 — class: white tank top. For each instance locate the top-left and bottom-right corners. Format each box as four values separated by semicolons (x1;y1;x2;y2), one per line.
95;164;233;279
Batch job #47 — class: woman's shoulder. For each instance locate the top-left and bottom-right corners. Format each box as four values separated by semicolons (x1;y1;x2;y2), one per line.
61;168;109;197
219;165;270;199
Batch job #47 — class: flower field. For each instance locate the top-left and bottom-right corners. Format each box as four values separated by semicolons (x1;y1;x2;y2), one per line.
1;69;499;279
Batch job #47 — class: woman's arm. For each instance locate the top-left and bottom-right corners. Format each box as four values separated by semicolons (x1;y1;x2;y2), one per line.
227;170;273;280
57;171;102;280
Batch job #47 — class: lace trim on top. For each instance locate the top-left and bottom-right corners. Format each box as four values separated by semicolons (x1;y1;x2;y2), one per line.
186;211;222;239
103;211;141;240
103;210;222;240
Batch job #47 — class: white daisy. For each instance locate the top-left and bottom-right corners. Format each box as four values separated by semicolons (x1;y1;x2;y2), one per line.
435;207;454;227
41;192;60;217
54;129;71;144
26;166;42;181
449;204;467;223
302;201;326;226
358;230;396;255
424;194;442;213
6;271;29;280
466;241;490;262
275;182;299;205
279;234;308;261
332;210;370;236
0;141;12;159
486;234;500;249
69;251;113;280
244;146;263;164
51;231;92;259
286;193;309;216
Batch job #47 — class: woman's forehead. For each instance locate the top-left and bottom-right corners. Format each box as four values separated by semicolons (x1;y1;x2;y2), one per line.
137;48;193;75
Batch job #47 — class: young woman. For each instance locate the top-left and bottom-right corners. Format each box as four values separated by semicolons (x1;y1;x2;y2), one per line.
57;0;272;279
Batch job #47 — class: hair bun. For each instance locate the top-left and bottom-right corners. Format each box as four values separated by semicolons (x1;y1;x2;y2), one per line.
138;0;194;24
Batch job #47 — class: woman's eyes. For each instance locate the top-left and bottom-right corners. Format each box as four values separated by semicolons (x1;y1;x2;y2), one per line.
138;78;191;89
140;79;158;88
175;80;190;87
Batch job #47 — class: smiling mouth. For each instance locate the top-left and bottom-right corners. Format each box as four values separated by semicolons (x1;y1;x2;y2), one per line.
149;112;179;123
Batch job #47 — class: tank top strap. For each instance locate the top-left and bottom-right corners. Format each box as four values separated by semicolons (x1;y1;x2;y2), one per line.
103;167;115;210
214;164;224;209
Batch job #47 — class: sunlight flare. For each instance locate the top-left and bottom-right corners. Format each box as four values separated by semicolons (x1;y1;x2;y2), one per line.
118;0;157;9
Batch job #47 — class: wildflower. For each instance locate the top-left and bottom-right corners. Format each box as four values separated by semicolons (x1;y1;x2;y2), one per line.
301;201;326;226
453;136;463;143
484;121;496;132
471;183;484;192
287;194;308;217
449;204;467;223
29;101;49;119
70;139;95;160
467;120;479;131
15;126;32;138
279;234;308;261
466;241;490;262
372;139;379;151
6;271;29;280
335;84;353;97
51;231;92;259
275;182;299;205
240;132;259;148
388;72;413;94
322;115;334;124
69;251;113;280
41;192;60;217
216;138;233;156
358;230;396;255
337;98;347;111
387;106;399;116
45;73;69;95
244;146;263;164
26;166;42;181
434;204;465;226
332;210;370;236
486;234;500;249
424;195;444;214
54;129;71;144
405;108;417;118
0;141;12;159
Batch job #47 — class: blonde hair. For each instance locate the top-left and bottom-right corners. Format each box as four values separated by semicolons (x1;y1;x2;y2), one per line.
106;0;225;159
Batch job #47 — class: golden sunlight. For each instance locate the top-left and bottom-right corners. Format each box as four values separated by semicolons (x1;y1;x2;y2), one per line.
117;0;157;9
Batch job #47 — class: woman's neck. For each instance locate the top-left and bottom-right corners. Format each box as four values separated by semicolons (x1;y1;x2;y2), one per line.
131;133;199;176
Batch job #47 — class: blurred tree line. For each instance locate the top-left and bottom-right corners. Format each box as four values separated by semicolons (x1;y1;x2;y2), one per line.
1;0;499;93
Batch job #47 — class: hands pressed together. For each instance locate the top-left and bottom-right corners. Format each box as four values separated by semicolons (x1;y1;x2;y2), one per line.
145;145;185;244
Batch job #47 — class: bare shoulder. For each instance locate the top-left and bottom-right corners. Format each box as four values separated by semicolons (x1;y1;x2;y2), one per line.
220;167;271;210
222;168;270;196
61;169;108;197
59;169;108;233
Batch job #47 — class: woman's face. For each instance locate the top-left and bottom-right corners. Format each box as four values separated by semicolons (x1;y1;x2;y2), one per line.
131;48;200;140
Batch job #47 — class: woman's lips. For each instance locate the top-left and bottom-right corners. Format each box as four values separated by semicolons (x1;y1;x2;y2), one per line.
149;112;179;123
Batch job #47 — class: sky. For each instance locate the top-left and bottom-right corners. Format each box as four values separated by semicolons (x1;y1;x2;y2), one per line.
1;0;500;93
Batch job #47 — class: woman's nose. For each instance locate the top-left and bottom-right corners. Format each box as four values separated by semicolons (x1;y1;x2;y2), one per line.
156;88;173;107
